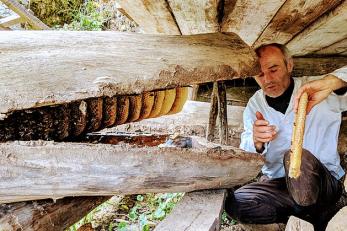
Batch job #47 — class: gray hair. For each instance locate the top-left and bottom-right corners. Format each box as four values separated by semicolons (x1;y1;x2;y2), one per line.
255;43;292;65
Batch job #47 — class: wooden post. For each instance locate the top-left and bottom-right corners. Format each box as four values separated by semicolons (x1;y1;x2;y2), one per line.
217;81;228;145
206;82;218;142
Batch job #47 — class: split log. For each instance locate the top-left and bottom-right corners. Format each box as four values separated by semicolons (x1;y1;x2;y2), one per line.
253;0;341;47
221;0;286;46
314;38;347;55
154;190;226;231
0;31;258;118
167;0;220;35
285;216;314;231
217;82;228;145
0;138;264;203
0;196;109;231
287;1;347;56
116;0;180;35
292;57;347;77
0;14;23;28
206;83;219;142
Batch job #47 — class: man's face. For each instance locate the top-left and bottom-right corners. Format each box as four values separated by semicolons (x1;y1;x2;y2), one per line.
255;46;293;98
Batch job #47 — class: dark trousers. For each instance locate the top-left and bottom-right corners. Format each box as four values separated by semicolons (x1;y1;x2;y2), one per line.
224;149;343;231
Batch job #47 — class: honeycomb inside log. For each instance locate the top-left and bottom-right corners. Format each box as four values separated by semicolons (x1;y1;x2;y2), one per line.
0;87;188;142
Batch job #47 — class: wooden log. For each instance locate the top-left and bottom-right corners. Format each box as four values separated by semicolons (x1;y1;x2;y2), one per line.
221;0;286;46
0;138;264;203
287;1;347;56
285;216;314;231
217;82;228;145
154;190;226;231
206;82;218;142
0;196;109;231
167;0;220;35
314;38;347;55
0;31;259;118
0;0;49;30
253;0;341;48
292;57;347;78
0;14;23;28
116;0;180;35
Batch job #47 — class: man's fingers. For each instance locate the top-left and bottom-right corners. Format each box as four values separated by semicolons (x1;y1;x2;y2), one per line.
254;120;269;126
255;125;276;133
256;111;265;120
255;137;273;143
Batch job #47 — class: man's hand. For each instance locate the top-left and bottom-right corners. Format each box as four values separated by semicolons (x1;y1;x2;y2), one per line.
294;75;347;114
253;111;277;153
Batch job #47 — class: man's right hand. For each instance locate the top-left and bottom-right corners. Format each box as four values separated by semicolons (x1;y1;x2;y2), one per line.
253;111;277;152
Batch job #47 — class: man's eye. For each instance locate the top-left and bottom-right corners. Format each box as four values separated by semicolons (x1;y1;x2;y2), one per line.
270;69;277;73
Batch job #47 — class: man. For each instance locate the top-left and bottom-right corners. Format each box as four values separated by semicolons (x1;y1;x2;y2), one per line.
224;43;347;230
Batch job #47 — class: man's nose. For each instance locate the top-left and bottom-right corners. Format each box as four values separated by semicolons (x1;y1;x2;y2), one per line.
264;73;273;83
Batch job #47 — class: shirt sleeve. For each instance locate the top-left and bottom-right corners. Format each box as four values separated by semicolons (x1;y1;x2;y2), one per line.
239;99;268;154
330;66;347;112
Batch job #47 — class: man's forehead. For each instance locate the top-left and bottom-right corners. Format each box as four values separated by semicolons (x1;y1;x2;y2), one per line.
258;46;285;69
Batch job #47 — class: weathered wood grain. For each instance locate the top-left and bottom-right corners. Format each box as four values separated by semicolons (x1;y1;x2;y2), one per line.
221;0;286;46
0;139;264;203
167;0;220;34
0;196;109;231
206;82;218;142
314;38;347;55
287;1;347;56
254;0;342;48
0;14;23;28
217;82;228;145
292;57;347;77
0;31;258;118
116;0;180;34
154;190;226;231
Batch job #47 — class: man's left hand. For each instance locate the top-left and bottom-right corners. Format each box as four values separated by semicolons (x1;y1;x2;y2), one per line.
294;75;347;114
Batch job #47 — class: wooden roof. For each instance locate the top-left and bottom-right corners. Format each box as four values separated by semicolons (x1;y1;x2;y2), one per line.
117;0;347;57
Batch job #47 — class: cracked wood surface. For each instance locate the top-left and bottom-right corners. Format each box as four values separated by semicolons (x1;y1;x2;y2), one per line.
0;139;264;203
0;31;258;118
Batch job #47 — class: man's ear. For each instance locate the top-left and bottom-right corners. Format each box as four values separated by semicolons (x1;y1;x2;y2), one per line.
287;58;294;73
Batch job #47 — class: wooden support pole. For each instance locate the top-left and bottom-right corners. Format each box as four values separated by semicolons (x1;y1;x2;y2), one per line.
0;196;109;230
217;81;228;145
0;138;264;203
206;82;218;142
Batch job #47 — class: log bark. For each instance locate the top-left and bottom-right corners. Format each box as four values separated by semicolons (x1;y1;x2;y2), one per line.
314;38;347;56
0;138;264;204
154;190;226;231
0;196;109;231
206;82;219;142
217;82;228;145
287;1;347;56
0;31;258;118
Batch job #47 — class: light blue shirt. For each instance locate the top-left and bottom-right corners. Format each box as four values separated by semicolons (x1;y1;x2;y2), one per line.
240;67;347;180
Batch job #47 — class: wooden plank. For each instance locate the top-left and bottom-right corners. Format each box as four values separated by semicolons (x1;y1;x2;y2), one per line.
287;1;347;56
0;139;264;203
167;0;220;35
292;56;347;77
254;0;342;48
206;83;218;142
217;81;228;145
154;190;226;231
0;14;23;28
0;196;109;231
314;38;347;55
285;216;314;231
1;0;49;30
0;31;259;118
221;0;286;46
116;0;180;35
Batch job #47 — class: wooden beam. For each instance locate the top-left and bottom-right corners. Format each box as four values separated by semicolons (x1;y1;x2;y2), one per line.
0;31;258;118
0;196;109;231
0;0;49;30
292;56;347;77
0;139;264;203
314;38;347;55
221;0;286;46
167;0;220;35
217;81;228;145
116;0;180;35
0;14;23;28
154;190;226;231
253;0;341;48
287;1;347;56
206;83;218;142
